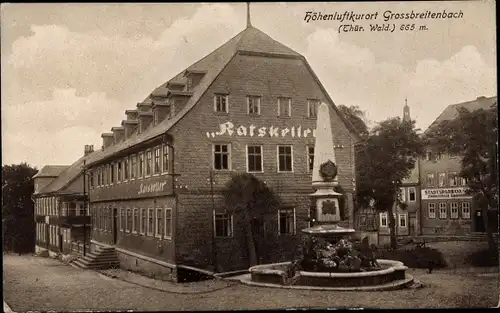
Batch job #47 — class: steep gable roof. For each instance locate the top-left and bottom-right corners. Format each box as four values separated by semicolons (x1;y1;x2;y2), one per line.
32;165;68;179
85;26;360;166
39;156;86;194
425;96;497;133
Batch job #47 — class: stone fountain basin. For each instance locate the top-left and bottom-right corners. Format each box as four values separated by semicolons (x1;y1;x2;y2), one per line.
249;259;409;288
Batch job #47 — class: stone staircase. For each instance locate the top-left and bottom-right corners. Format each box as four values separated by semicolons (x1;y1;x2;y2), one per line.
70;246;119;270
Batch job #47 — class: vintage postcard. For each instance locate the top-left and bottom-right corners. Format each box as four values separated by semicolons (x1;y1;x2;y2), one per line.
2;1;498;311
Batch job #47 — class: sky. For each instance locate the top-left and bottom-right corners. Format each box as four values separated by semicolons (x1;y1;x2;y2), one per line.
1;1;497;169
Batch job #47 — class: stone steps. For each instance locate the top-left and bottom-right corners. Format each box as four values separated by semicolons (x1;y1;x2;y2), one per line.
70;246;119;270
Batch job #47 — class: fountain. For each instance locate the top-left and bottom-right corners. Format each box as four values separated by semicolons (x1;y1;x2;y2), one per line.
246;102;414;291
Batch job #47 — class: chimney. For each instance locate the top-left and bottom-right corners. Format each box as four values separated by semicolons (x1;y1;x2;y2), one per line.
111;127;125;143
125;109;139;121
101;133;114;149
138;112;153;133
84;144;94;156
121;120;139;138
152;102;171;125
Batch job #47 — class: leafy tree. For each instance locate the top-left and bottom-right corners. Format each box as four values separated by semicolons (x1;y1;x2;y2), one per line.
424;104;498;253
356;118;425;249
2;163;38;254
222;173;281;267
337;105;370;139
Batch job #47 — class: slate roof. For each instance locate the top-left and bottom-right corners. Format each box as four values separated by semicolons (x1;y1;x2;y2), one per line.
32;165;69;178
426;96;497;132
38;156;86;194
84;25;360;167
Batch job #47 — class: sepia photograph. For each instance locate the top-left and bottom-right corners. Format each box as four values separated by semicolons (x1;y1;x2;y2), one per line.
1;1;498;311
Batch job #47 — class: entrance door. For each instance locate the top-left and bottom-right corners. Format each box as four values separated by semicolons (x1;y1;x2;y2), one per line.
59;232;63;252
113;208;118;244
474;210;485;232
251;218;265;264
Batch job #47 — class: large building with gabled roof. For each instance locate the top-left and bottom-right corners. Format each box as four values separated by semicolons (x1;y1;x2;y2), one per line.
82;9;360;281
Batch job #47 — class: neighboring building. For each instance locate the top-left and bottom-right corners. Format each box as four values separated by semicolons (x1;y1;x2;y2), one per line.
378;100;421;244
82;16;360;281
419;95;498;236
33;148;93;257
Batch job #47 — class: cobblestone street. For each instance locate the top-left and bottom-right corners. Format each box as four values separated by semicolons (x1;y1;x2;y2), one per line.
3;254;499;311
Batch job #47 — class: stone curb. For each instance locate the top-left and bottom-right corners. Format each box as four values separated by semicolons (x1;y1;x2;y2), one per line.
96;269;238;295
235;273;415;292
4;301;14;313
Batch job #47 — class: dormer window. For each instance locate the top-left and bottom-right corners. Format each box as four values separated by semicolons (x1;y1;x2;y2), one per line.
214;94;228;113
153;110;159;125
186;77;193;91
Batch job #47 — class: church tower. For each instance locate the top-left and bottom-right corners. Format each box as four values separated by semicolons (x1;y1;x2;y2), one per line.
403;98;411;122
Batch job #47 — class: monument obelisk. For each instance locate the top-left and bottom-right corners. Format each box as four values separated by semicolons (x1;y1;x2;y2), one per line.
310;102;346;225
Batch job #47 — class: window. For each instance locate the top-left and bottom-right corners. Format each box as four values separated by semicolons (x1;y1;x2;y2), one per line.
147;208;154;236
130;154;137;180
380;213;388;227
460;177;468;186
153;146;161;174
213;144;230;170
436;152;444;160
278;97;291;117
90;170;94;189
132;209;139;233
425;151;433;161
162;145;169;173
97;168;101;186
117;161;122;183
438;173;446;187
439;203;447;219
307;99;319;118
214;94;228;113
120;209;125;231
426;173;435;187
164;208;172;238
110;163;115;184
307;146;314;172
461;202;471;219
214;213;233;237
138;153;144;177
399;214;407;228
277;145;293;172
428;203;436;219
124;158;129;180
153;110;159;125
140;208;146;234
146;150;152;176
409;187;416;202
448;172;458;187
450;203;458;219
400;187;406;203
278;208;296;235
247;96;261;115
247;145;263;172
126;209;132;232
155;208;163;238
186;77;193;92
